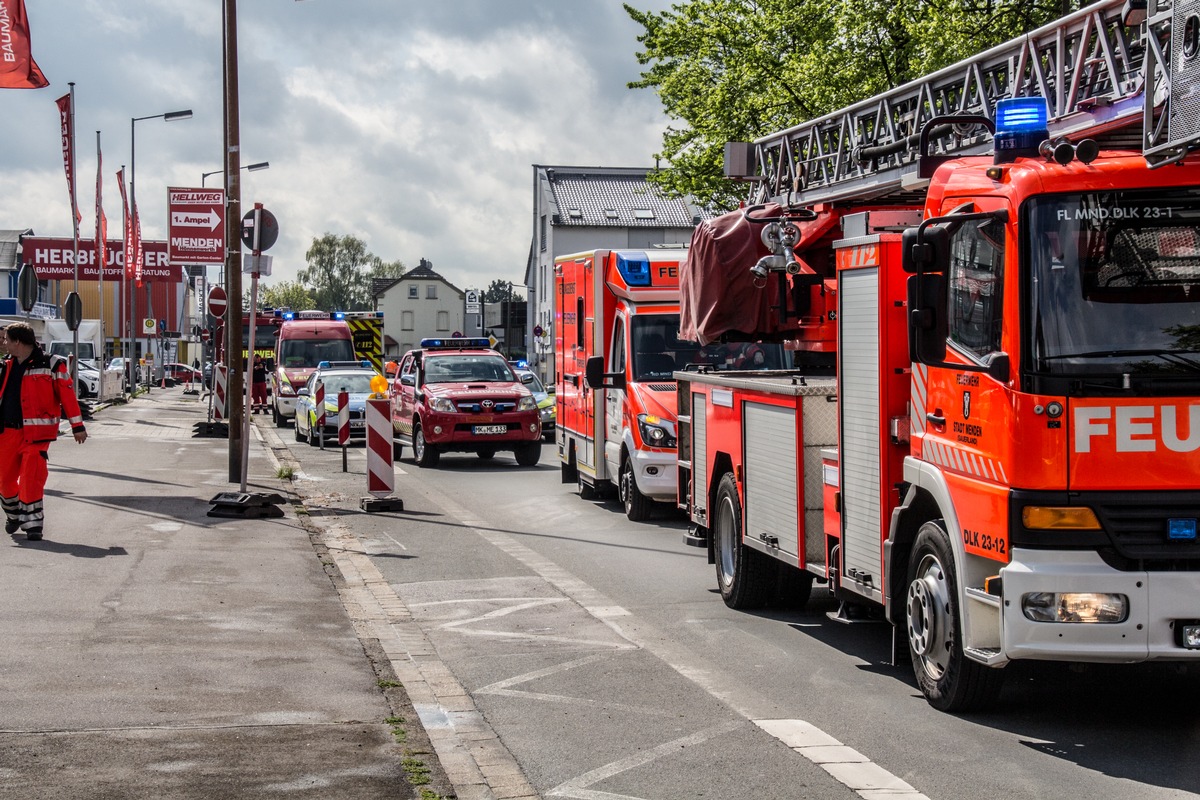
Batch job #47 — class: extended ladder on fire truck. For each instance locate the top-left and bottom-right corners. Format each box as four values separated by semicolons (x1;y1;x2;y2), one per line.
727;0;1197;206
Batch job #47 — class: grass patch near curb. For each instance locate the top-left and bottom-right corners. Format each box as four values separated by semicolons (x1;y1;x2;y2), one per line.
276;465;296;480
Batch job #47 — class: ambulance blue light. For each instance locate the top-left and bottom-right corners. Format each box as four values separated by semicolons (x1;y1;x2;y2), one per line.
333;311;346;320
616;252;652;287
282;311;296;321
996;97;1048;134
318;361;331;369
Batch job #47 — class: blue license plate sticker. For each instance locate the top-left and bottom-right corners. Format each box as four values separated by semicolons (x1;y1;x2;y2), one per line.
1168;518;1198;541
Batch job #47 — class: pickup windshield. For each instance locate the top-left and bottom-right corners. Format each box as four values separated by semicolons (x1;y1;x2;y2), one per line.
423;354;515;383
1026;189;1200;386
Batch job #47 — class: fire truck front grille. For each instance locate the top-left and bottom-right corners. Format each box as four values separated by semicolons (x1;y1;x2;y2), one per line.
1093;494;1200;565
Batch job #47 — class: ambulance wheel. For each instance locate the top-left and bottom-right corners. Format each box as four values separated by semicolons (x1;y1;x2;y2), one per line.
906;520;1004;712
413;425;439;467
619;457;653;522
514;442;541;467
713;473;771;609
577;472;597;500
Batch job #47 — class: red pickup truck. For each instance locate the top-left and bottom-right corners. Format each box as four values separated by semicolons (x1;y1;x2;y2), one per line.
389;338;542;467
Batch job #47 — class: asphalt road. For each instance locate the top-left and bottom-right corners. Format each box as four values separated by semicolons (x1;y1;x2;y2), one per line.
277;425;1200;800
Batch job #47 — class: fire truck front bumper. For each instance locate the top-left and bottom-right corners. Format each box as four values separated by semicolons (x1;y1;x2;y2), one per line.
629;447;677;502
999;548;1200;662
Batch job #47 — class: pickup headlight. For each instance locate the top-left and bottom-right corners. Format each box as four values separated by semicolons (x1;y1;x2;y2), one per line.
518;395;538;411
430;397;456;413
637;413;676;448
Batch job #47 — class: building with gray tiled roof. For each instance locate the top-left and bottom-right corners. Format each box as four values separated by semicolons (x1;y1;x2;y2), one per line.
373;258;466;357
524;166;704;381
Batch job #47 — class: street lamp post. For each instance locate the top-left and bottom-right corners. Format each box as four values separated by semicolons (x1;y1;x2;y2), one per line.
128;108;192;392
201;160;268;188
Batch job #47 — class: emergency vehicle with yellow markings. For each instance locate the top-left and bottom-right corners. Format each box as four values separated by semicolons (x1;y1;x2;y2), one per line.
675;0;1200;711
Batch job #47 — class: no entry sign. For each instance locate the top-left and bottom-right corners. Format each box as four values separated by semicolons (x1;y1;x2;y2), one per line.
207;285;228;319
168;187;226;265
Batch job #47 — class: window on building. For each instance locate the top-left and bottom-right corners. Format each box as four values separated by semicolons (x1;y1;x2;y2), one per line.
436;310;449;331
426;284;437;299
540;215;547;252
408;285;418;299
402;310;414;331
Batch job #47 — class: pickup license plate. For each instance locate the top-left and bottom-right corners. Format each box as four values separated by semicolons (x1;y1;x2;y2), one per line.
473;424;507;435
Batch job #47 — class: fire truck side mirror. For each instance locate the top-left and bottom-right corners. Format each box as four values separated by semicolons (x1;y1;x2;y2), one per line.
584;356;625;390
907;273;948;364
902;226;950;274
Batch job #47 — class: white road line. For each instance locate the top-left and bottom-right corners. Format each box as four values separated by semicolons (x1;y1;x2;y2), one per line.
476;653;669;717
547;720;743;799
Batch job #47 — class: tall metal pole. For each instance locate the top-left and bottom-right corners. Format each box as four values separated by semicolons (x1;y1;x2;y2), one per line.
96;130;105;400
224;0;245;484
68;83;80;384
130;118;139;393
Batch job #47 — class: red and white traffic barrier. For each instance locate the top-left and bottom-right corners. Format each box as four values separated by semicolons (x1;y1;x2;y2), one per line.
214;365;228;420
337;391;350;446
315;380;326;430
362;397;403;512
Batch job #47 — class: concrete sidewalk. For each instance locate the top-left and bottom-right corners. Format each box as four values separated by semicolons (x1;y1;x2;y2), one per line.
0;389;452;799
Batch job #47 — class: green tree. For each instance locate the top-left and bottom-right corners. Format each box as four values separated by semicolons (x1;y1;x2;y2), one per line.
369;256;407;281
625;0;1085;210
258;280;315;312
483;280;523;303
299;233;376;311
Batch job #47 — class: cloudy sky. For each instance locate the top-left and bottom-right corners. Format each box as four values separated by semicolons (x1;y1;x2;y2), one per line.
1;0;677;295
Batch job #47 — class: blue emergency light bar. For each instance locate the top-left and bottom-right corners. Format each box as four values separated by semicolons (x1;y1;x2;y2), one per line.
995;97;1048;133
616;252;652;287
421;337;492;350
317;360;373;369
333;311;346;320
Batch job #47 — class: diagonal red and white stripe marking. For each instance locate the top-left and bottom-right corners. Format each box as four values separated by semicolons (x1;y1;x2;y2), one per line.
365;398;394;497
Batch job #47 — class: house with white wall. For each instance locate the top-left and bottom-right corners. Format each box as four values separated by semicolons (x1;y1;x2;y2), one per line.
373;258;465;357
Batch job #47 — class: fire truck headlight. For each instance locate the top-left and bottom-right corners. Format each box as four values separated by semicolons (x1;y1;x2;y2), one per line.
1022;592;1128;623
430;397;456;413
518;396;538;412
637;414;677;448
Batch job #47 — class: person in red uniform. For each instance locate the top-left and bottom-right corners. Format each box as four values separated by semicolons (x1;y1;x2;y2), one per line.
251;354;268;413
0;322;88;541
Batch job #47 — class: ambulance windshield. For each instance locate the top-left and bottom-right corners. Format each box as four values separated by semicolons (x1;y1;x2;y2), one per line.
1026;189;1200;388
631;314;787;381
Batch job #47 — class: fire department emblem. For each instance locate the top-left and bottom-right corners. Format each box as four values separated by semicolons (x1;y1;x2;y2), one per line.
482;399;495;409
963;391;971;420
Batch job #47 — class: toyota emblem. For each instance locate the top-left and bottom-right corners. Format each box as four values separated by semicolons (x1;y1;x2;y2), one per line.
482;399;495;409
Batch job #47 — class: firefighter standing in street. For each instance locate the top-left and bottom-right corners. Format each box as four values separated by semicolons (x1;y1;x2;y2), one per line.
0;322;87;541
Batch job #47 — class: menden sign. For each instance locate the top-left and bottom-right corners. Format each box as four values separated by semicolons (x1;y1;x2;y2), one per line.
19;237;178;282
167;187;226;265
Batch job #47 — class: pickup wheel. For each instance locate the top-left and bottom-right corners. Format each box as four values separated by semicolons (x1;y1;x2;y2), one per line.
619;456;653;522
413;425;439;468
906;520;1005;712
514;441;541;467
392;439;404;461
273;403;287;428
477;449;496;460
713;473;771;609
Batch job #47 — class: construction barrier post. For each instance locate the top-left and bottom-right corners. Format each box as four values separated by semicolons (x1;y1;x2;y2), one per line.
338;391;349;473
362;397;403;512
316;380;326;450
214;365;228;420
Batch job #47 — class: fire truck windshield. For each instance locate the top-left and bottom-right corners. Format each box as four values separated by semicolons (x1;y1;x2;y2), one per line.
278;338;356;368
632;314;787;380
1025;189;1200;388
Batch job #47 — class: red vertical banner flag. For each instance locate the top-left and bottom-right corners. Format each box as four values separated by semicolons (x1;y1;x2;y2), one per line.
133;200;144;287
0;0;49;89
55;93;80;226
117;168;133;280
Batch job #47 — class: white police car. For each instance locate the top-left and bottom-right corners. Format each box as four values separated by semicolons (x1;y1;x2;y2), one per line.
293;361;380;446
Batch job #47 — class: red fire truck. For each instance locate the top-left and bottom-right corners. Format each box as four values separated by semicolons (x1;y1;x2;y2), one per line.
675;0;1200;711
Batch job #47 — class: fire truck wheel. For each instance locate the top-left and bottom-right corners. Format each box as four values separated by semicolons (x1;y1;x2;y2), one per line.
273;403;287;428
905;520;1004;712
620;457;653;522
413;425;440;467
714;473;772;609
514;442;541;467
